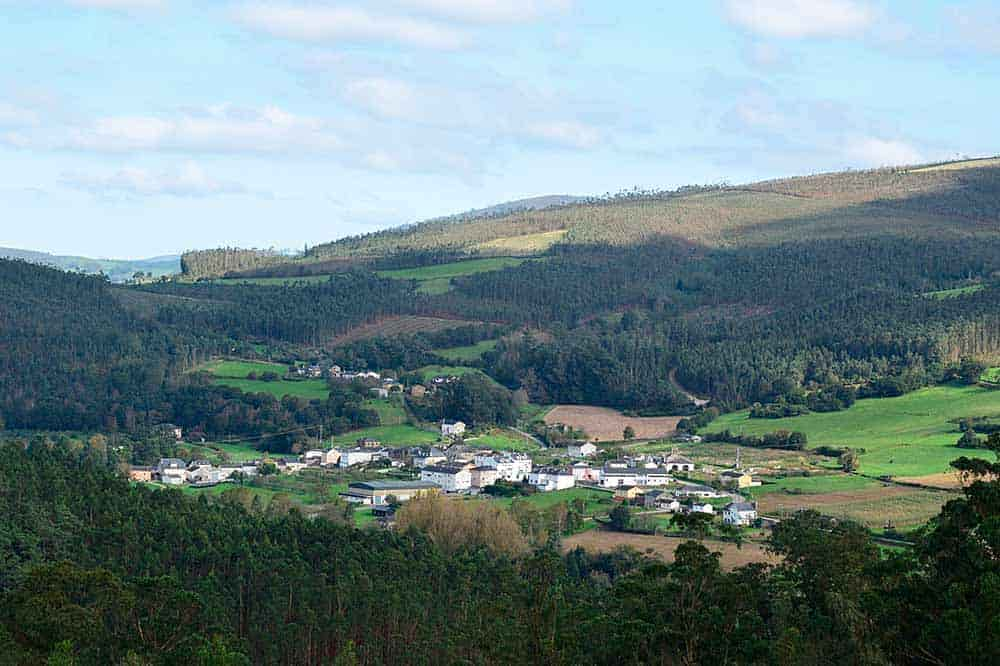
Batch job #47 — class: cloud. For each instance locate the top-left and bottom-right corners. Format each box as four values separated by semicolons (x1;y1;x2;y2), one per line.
232;4;468;49
62;162;247;198
344;77;421;120
396;0;572;24
66;0;166;8
0;102;40;127
947;3;1000;54
725;0;876;39
41;105;342;155
844;137;924;167
526;121;601;149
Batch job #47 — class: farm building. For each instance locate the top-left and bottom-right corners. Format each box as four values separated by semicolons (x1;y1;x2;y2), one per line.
567;442;598;458
339;480;439;506
441;420;467;438
128;466;152;482
663;449;695;472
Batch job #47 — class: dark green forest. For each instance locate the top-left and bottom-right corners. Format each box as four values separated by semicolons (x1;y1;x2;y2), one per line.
0;438;998;664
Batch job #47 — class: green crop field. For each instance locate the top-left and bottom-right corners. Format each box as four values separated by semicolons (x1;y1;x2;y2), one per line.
465;429;540;452
211;377;330;400
750;474;879;496
330;424;439;447
702;384;1000;477
203;359;289;378
363;399;408;425
494;487;614;515
435;339;498;361
922;284;986;299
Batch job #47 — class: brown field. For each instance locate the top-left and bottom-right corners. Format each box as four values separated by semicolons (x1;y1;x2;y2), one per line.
563;530;779;570
757;486;951;529
544;405;681;442
328;315;477;346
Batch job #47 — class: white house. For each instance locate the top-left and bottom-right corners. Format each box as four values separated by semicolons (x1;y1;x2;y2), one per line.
303;450;325;462
601;466;640;488
474;453;533;482
441;420;467;438
663;450;695;473
157;458;187;484
688;502;715;515
339;448;376;468
723;501;758;526
528;467;576;492
421;464;472;492
567;442;598;458
639;467;672;486
674;483;721;498
572;462;600;482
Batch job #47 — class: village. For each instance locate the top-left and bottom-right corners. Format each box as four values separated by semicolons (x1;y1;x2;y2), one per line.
129;413;762;531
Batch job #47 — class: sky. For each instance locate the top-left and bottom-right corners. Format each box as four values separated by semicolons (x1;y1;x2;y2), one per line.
1;0;998;258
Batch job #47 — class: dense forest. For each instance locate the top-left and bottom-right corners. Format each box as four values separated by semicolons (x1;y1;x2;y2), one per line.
0;438;998;664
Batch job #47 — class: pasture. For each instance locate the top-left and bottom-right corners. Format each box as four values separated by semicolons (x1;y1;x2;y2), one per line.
203;359;289;378
465;429;540;452
702;384;1000;478
754;485;949;530
545;405;681;442
210;376;330;400
981;367;1000;384
434;339;498;361
475;229;568;253
416;364;500;384
376;256;529;281
922;284;986;299
329;424;440;447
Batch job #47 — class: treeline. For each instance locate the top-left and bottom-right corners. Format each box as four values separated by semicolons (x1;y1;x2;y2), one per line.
180;247;288;279
2;439;1000;663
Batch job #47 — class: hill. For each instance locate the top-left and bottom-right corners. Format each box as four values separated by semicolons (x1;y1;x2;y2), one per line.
0;246;180;283
307;157;1000;259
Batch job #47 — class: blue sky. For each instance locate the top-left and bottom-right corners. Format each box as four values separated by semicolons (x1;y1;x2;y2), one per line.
1;0;998;258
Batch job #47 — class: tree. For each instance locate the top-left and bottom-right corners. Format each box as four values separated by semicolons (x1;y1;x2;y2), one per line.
623;426;635;440
609;503;631;531
840;448;860;472
956;429;981;449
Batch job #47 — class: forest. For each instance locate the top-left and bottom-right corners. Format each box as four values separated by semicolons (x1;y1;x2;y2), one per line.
0;436;998;664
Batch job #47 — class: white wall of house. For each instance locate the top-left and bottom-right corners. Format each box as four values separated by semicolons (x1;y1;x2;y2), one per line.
420;468;472;492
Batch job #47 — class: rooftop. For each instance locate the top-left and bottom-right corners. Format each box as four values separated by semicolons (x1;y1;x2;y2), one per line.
350;480;439;491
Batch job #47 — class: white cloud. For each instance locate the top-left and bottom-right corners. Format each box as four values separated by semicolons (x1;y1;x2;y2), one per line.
845;137;924;167
0;102;40;127
232;4;468;49
55;105;341;154
62;162;246;198
725;0;876;39
526;121;601;149
344;78;421;120
397;0;572;24
66;0;166;8
947;3;1000;54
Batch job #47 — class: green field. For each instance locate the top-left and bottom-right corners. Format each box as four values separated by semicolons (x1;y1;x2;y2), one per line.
363;399;408;425
702;384;1000;477
434;339;498;361
981;367;1000;384
416;365;500;385
465;429;540;452
750;474;879;496
203;359;289;377
494;487;614;515
211;377;330;400
330;424;439;447
922;284;986;299
192;441;263;462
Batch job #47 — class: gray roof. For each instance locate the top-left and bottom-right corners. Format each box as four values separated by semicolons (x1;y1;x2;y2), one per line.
727;502;756;512
350;480;439;491
423;465;468;475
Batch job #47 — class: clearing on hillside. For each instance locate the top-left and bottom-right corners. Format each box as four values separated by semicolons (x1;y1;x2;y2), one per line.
475;230;569;253
545;405;681;442
329;315;477;346
754;485;951;530
563;530;779;570
702;384;1000;477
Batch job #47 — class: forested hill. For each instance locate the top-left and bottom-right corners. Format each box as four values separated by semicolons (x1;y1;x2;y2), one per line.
304;157;1000;260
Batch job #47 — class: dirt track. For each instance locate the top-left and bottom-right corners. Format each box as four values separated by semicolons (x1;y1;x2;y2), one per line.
563;530;778;570
545;405;681;442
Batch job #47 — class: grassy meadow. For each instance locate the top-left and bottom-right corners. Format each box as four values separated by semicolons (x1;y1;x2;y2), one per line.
465;429;541;452
376;257;531;294
329;424;440;447
702;384;1000;477
434;339;498;361
981;367;1000;384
